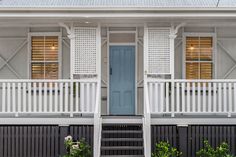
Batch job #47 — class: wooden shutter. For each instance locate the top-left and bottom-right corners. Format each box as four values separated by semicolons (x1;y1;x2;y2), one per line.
147;27;170;74
73;27;98;76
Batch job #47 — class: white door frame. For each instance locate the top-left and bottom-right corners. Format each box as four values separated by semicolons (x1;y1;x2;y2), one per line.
107;27;138;115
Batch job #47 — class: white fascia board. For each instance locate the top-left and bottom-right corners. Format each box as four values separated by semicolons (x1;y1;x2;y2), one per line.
2;12;236;18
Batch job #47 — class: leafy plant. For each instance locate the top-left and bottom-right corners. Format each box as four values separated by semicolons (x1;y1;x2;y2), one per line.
196;140;234;157
63;135;92;157
152;141;182;157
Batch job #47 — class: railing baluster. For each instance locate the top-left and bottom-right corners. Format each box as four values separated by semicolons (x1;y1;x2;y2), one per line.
23;83;26;113
75;82;79;112
7;83;11;112
213;83;217;113
176;82;180;113
2;83;6;112
12;83;16;113
38;82;42;113
86;83;90;113
33;82;37;112
49;82;53;112
17;83;21;115
54;82;58;113
187;82;190;113
208;82;212;113
153;83;157;113
192;82;196;113
80;83;84;113
203;82;206;112
228;83;232;117
65;82;68;112
59;82;63;112
160;83;164;113
165;82;169;113
234;83;236;113
148;83;153;113
223;83;227;113
197;82;201;112
70;81;73;117
218;83;222;112
91;83;96;113
28;82;31;112
181;82;185;113
43;82;47;112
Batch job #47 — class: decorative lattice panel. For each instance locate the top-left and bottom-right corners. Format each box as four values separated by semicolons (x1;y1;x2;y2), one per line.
74;27;97;75
147;28;170;74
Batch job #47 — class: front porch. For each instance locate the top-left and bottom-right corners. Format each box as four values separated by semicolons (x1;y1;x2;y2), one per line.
1;18;236;157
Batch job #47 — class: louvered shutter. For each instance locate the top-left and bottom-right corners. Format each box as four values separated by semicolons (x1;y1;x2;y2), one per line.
146;27;171;74
73;27;98;77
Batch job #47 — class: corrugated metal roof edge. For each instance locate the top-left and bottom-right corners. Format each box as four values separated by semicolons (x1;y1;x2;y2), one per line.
0;6;236;10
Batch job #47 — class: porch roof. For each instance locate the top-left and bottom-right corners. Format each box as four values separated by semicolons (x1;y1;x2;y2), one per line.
0;0;235;8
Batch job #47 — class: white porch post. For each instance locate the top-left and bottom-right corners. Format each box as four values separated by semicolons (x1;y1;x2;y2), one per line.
143;24;151;157
58;22;75;79
169;23;185;117
169;25;177;118
93;24;102;157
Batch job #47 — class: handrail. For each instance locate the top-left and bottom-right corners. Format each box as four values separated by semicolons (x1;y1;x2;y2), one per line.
147;79;236;83
143;80;151;157
0;79;98;83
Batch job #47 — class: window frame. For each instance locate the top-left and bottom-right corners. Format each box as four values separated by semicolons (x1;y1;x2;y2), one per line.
182;32;217;79
28;32;62;79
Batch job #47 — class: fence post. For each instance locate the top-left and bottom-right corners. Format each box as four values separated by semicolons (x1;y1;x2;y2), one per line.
178;125;188;157
59;126;69;156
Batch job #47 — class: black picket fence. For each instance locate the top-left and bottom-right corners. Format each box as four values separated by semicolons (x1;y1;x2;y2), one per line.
152;125;236;157
0;125;93;157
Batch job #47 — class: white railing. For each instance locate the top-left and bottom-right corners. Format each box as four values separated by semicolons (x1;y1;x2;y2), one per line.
0;79;99;116
147;79;236;117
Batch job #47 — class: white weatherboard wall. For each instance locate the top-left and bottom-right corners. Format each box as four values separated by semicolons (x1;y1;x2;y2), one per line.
175;27;236;79
0;27;70;79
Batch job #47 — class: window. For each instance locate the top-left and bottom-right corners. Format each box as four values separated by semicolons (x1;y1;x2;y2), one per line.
185;36;213;79
30;35;60;79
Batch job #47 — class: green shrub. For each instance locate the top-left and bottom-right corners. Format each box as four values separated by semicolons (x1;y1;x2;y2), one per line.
152;141;182;157
196;140;234;157
63;135;92;157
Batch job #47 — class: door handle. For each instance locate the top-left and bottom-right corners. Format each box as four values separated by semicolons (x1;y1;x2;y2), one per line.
110;68;112;75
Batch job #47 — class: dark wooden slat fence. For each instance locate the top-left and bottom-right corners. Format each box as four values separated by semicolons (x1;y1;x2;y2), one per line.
152;125;236;157
0;125;93;157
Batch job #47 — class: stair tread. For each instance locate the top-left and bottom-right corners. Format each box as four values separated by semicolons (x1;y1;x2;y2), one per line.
102;130;142;133
102;138;143;141
101;146;143;150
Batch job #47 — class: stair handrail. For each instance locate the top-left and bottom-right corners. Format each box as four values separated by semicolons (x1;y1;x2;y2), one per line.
143;80;151;157
93;80;102;157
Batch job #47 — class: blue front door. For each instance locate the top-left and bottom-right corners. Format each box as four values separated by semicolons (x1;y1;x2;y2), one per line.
109;46;135;115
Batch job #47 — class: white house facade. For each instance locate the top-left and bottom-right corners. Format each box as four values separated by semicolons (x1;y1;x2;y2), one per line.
1;0;236;156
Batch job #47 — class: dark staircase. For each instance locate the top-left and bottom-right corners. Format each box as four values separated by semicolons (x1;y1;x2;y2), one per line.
101;124;144;157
